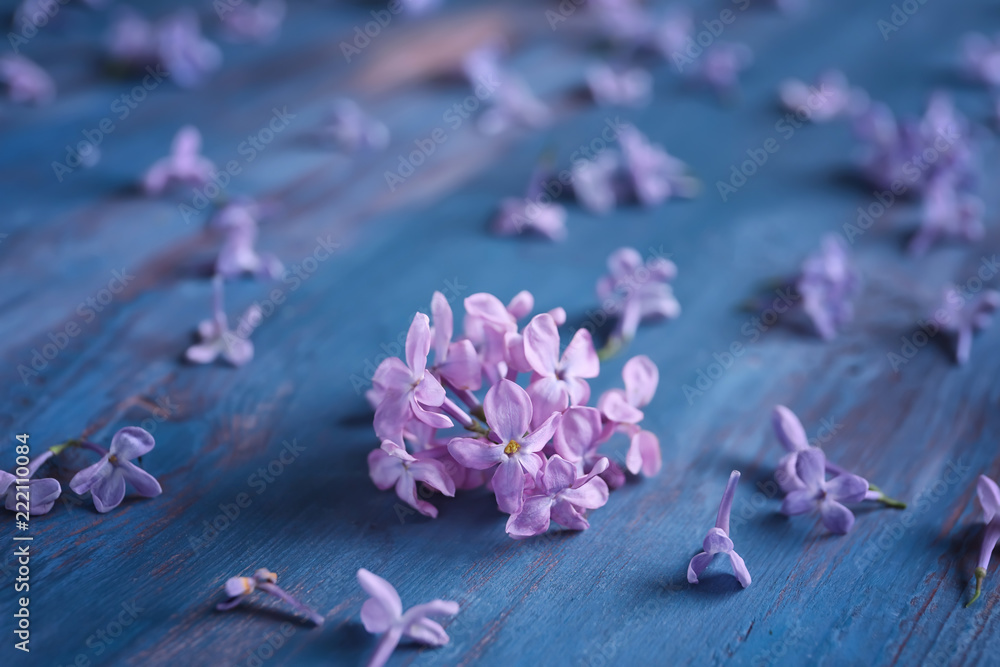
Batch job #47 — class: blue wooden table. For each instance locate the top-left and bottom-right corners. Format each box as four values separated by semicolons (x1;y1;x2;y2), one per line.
2;0;1000;665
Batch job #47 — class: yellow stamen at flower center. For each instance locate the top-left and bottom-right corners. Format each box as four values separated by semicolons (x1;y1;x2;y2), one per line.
239;577;254;594
109;455;118;464
504;440;521;456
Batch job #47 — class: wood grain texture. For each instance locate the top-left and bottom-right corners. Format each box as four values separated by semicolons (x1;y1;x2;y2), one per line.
2;0;999;665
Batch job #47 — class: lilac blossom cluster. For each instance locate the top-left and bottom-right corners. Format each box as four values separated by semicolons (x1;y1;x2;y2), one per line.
365;290;663;539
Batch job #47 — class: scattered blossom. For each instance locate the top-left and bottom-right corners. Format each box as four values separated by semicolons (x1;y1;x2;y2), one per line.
217;568;324;625
68;427;162;513
143;126;216;195
688;471;751;588
967;475;1000;606
796;235;858;341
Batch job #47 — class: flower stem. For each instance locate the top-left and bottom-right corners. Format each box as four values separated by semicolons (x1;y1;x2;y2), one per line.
967;567;986;607
597;336;624;361
443;382;480;412
865;485;907;509
258;582;324;625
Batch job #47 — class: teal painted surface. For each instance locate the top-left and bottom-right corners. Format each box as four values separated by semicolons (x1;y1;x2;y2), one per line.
1;0;999;665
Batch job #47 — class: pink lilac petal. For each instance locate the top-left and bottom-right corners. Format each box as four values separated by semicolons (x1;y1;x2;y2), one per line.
978;475;1000;523
820;499;855;534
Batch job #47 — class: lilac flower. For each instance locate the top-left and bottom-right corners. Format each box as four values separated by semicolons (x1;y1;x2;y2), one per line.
187;278;262;367
553;406;623;488
772;405;845;493
0;55;56;105
908;175;985;257
372;314;453;443
368;440;456;518
156;10;222;88
69;427;162;513
697;43;753;95
796;235;858;341
780;448;868;534
778;70;868;123
217;568;324;625
448;379;561;513
598;355;661;477
619;126;698;206
688;471;751;588
0;451;61;516
572;152;620;215
588;0;649;45
967;475;1000;606
938;288;1000;364
210;198;262;232
357;569;458;667
219;0;286;43
586;64;651;107
215;214;284;280
596;247;680;351
462;292;527;384
506;455;610;538
143;126;216;195
323;99;390;153
522;314;599;426
961;33;1000;87
493;165;567;241
429;291;481;392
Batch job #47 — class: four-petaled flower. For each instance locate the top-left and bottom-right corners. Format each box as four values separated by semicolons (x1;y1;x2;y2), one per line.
368;440;456;518
0;451;61;516
372;313;453;443
598;355;661;477
688;470;751;588
938;287;1000;365
797;235;858;341
587;64;652;108
448;379;560;513
217;567;324;625
780;448;868;534
143;125;216;195
596;247;680;350
522;313;599;427
967;475;1000;606
619;125;698;207
358;568;458;667
909;175;985;257
506;455;610;539
186;277;263;367
69;427;162;513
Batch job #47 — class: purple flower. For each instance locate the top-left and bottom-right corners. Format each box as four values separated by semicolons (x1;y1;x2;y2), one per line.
0;55;56;105
697;43;753;95
688;471;751;588
215;212;284;280
908;175;985;256
780;448;868;534
553;406;622;488
156;10;222;88
598;355;661;476
572;152;620;215
220;0;286;43
587;64;651;107
596;247;680;350
106;8;158;66
323;99;390;153
143;126;216;195
217;568;324;625
372;314;452;443
429;291;481;392
0;451;61;516
967;475;1000;606
368;440;456;518
68;427;162;513
506;455;610;538
464;49;549;136
938;287;1000;364
619;126;698;206
358;569;458;667
186;278;262;366
493;165;568;241
797;235;858;341
448;379;561;513
778;70;868;123
522;314;599;426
